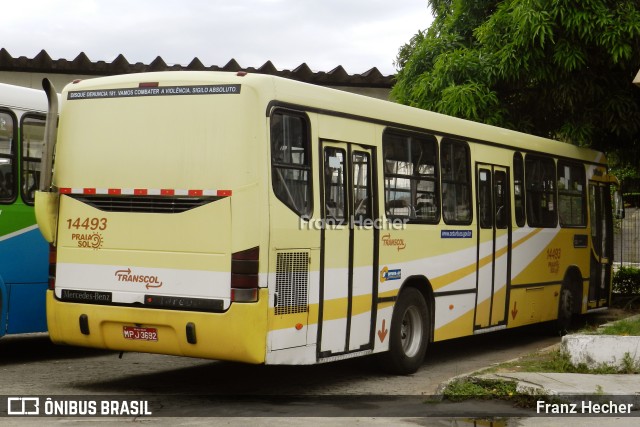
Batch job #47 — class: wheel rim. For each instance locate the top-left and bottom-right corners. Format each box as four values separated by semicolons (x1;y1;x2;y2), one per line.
559;288;573;329
400;305;423;357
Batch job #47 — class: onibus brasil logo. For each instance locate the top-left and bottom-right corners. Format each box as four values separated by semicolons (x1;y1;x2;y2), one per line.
114;268;163;289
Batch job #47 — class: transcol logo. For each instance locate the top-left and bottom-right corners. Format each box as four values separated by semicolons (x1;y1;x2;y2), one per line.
114;268;163;289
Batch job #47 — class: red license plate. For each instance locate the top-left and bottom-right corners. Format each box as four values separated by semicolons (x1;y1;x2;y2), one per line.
123;326;158;341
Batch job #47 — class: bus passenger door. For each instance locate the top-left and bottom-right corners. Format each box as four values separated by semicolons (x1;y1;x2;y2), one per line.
588;182;612;308
475;165;511;330
319;141;377;358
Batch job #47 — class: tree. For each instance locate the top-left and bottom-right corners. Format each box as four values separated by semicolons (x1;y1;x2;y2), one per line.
393;0;640;165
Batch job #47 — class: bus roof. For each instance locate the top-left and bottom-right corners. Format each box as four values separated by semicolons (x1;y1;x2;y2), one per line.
62;71;606;165
0;82;48;113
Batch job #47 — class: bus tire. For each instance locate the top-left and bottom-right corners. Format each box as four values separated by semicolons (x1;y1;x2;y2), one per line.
380;287;429;375
556;285;574;336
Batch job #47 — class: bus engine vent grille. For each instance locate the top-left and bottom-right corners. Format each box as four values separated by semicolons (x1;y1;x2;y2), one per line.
69;195;219;214
275;252;309;315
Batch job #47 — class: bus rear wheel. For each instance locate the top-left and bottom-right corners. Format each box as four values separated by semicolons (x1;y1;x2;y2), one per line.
556;286;574;336
380;287;429;375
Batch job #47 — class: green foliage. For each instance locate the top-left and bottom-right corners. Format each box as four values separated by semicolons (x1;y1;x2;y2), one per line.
393;0;640;166
612;165;640;182
613;266;640;295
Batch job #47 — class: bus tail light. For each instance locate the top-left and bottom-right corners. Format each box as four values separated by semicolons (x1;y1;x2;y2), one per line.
48;244;57;290
231;247;259;302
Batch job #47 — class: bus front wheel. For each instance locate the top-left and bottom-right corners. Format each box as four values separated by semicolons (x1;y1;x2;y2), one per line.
380;287;429;375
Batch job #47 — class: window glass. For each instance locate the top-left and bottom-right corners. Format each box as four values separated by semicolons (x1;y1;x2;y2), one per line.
558;161;586;227
323;147;346;224
513;152;525;227
21;114;46;204
525;155;557;227
352;151;372;224
0;111;16;202
383;130;439;223
478;169;492;229
270;111;312;217
441;138;472;224
494;170;508;229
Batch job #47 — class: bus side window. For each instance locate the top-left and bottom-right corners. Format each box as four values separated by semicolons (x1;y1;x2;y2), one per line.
557;160;586;227
525;154;557;228
270;111;312;217
441;138;472;225
382;129;439;223
0;111;16;202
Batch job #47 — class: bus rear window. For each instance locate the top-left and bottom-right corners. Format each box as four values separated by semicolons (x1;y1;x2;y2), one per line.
270;111;312;217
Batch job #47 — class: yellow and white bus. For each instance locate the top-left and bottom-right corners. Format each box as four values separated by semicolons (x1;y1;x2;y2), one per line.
36;72;620;374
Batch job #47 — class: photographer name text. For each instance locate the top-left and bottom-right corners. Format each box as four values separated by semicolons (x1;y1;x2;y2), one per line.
537;400;634;415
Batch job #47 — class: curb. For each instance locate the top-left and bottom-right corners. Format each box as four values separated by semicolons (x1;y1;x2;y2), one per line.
433;342;562;398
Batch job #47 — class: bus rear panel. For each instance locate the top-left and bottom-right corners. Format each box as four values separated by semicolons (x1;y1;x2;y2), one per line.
46;73;270;362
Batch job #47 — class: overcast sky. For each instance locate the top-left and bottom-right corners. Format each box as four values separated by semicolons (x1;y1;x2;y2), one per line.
1;0;433;76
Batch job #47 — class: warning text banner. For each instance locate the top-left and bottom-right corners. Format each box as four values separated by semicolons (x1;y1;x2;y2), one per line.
67;84;241;100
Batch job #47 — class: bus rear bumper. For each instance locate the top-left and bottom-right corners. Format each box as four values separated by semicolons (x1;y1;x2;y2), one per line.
46;289;268;364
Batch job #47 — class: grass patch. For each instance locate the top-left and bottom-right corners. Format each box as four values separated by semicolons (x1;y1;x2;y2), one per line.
441;348;638;404
596;317;640;336
492;349;574;373
444;377;517;400
440;310;640;404
442;377;538;407
484;348;621;375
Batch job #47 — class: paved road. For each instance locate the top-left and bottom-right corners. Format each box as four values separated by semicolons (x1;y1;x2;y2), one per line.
0;323;561;421
2;312;630;425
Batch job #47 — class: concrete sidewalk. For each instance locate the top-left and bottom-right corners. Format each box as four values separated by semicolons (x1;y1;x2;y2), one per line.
433;317;640;424
441;315;640;403
431;371;640;425
476;372;640;397
431;323;640;424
